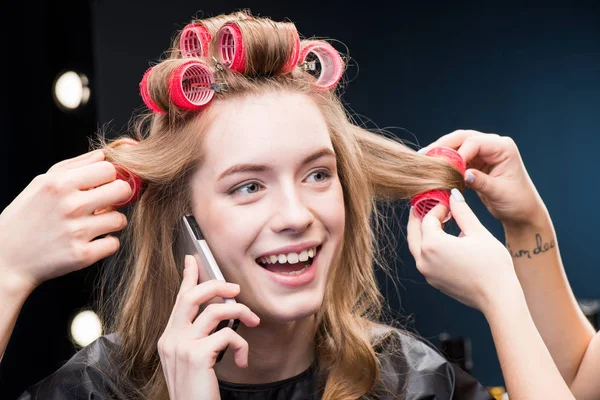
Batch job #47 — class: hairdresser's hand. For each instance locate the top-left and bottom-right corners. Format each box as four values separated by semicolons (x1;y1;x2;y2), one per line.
0;149;132;295
421;130;547;230
158;255;260;400
407;190;520;313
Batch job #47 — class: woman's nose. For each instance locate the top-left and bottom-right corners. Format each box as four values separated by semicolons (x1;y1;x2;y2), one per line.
269;191;314;234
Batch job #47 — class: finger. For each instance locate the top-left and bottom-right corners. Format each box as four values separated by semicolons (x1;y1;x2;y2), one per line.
85;210;128;239
192;303;260;337
457;134;509;167
93;205;117;215
180;255;199;294
464;168;492;194
406;207;423;261
421;203;449;238
166;255;199;328
73;235;120;270
203;327;250;368
171;280;241;327
428;130;485;151
448;189;486;236
65;161;118;190
81;179;133;214
47;149;105;173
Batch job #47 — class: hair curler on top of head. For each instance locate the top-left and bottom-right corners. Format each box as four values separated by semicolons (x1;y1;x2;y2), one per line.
138;14;344;115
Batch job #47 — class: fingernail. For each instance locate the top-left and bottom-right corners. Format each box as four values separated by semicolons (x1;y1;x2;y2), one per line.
228;283;240;290
184;255;193;268
465;172;475;184
417;147;429;154
451;188;465;202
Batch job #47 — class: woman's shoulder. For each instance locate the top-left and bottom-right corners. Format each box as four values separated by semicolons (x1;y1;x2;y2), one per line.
369;323;493;400
18;334;120;400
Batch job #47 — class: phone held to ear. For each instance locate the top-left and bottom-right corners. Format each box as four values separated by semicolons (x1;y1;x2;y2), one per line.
180;215;241;362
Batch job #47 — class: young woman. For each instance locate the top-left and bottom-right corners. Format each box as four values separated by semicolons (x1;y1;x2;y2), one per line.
3;11;494;399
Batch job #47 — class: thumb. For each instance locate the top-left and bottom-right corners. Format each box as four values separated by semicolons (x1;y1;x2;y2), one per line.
449;189;485;236
464;168;494;194
421;203;449;237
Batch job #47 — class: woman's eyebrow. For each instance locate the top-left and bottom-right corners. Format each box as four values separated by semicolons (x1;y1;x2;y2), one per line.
217;147;336;181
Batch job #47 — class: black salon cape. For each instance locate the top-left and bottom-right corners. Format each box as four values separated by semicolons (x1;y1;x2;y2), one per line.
18;325;493;400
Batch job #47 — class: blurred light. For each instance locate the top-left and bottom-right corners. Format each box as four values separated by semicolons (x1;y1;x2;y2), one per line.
53;70;90;111
70;310;102;347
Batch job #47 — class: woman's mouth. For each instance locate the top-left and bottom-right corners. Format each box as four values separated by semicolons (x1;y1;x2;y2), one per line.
255;245;321;287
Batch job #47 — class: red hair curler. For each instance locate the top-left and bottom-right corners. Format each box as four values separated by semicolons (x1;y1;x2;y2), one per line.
112;139;142;208
168;60;218;111
298;42;344;90
410;146;466;223
216;22;245;73
140;67;166;114
180;23;212;58
281;25;301;74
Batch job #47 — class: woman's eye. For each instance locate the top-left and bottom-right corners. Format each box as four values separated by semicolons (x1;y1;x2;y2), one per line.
234;182;262;195
306;169;332;183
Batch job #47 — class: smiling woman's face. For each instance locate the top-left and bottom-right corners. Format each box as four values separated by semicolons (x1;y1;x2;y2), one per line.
191;91;345;323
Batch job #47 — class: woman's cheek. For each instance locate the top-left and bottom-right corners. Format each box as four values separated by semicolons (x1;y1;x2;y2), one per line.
320;181;345;232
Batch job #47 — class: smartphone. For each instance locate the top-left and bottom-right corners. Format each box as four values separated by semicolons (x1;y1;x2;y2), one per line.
179;215;240;362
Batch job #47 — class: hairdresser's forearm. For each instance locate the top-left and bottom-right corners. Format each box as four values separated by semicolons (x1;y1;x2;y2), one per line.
0;268;34;363
483;281;575;400
504;210;594;386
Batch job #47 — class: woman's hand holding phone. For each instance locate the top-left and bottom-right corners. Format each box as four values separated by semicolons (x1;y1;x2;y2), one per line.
158;255;260;400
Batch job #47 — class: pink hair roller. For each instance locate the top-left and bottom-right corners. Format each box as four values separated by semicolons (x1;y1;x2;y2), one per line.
112;139;142;208
281;26;301;74
140;67;166;114
298;42;343;90
216;22;245;73
410;146;466;223
180;23;212;58
168;60;217;111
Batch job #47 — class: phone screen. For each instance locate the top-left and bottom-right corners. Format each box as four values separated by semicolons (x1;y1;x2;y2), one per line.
178;215;240;361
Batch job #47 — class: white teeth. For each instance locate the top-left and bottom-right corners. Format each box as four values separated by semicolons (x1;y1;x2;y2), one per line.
258;246;319;265
299;250;308;262
278;265;309;275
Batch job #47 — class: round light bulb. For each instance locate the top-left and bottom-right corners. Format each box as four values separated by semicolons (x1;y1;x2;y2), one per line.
53;70;90;111
70;310;102;347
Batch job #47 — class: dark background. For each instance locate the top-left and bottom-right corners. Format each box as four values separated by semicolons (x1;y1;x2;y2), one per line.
2;1;600;398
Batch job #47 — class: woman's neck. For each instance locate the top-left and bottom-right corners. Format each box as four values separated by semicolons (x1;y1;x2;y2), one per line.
214;315;317;384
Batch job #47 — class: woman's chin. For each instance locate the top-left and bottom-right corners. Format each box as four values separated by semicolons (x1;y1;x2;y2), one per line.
253;294;324;324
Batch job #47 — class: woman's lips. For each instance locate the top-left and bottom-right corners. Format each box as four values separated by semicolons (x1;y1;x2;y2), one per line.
259;246;320;288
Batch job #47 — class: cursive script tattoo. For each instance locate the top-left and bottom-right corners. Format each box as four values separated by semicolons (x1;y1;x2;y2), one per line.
506;233;556;259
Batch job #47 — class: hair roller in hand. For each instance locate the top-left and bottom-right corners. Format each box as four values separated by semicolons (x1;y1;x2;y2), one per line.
298;42;344;90
281;25;301;74
112;139;142;208
410;146;466;223
140;67;166;114
114;165;142;207
216;22;245;73
180;23;212;58
168;60;220;111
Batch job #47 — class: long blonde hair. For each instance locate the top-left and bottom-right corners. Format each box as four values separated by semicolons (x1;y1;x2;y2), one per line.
93;10;465;400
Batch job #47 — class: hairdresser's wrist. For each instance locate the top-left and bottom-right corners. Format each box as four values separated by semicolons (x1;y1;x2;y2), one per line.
0;260;37;301
501;205;552;239
479;271;524;318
